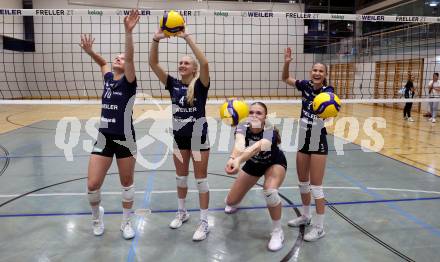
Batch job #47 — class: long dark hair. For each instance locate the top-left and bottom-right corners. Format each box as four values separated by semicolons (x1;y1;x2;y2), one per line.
250;102;281;145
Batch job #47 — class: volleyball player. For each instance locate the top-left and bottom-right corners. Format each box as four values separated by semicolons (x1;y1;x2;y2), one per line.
149;28;211;241
282;47;334;241
80;10;139;239
224;102;287;251
428;72;440;123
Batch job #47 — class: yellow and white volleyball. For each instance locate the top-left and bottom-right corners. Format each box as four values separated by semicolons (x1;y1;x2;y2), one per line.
160;10;185;37
219;99;249;126
312;92;342;119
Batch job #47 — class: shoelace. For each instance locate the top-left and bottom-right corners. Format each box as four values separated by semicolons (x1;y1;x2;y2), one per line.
176;211;186;220
309;226;323;235
198;220;208;232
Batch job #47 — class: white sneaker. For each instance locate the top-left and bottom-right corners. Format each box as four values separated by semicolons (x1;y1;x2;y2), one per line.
408;117;414;122
429;117;433;121
304;225;326;242
403;116;408;120
432;118;436;123
169;210;190;229
92;206;105;236
224;205;238;214
287;215;311;227
120;220;135;240
268;228;284;251
192;220;209;241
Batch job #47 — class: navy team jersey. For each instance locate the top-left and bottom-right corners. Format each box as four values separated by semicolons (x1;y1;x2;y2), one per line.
404;80;415;99
166;75;209;137
295;80;334;135
99;72;137;136
235;122;280;165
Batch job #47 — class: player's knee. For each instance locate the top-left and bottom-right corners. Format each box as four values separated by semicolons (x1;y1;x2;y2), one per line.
120;174;134;188
263;188;281;207
176;175;188;188
122;184;135;203
196;178;209;193
298;181;311;194
311;185;325;199
87;181;100;192
87;189;101;204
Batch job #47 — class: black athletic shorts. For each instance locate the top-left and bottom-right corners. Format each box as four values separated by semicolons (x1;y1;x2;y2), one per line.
173;135;210;151
242;151;287;177
91;132;137;159
298;134;328;155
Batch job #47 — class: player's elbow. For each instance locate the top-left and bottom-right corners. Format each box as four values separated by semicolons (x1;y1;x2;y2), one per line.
200;59;209;68
149;59;159;68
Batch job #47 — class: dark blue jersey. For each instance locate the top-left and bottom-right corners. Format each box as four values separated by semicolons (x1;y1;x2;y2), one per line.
166;75;209;137
235;122;280;165
295;80;334;135
404;80;415;99
99;72;137;136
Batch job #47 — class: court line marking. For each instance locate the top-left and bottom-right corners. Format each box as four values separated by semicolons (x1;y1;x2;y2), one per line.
127;144;162;262
1;196;440;219
0;186;439;198
330;168;440;238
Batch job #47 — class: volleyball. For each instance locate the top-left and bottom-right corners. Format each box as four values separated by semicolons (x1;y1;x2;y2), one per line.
219;99;249;126
160;10;185;37
312;92;341;119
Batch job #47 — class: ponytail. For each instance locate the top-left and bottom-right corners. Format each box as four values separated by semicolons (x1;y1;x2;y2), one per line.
186;56;199;106
274;126;281;145
186;72;199;106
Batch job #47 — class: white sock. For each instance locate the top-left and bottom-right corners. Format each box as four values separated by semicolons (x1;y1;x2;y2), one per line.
200;209;208;221
302;205;311;218
272;219;282;231
91;205;100;219
123;208;132;221
178;198;186;211
315;214;325;229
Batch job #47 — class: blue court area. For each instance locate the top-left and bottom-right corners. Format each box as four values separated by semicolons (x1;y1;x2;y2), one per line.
0;120;439;262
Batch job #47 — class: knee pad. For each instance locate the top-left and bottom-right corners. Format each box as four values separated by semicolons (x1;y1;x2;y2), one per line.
311;185;324;199
122;184;135;203
263;188;281;207
196;178;209;193
88;189;101;203
176;175;188;188
298;181;311;194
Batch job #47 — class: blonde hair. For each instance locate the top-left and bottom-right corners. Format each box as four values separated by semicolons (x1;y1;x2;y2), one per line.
185;56;199;106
